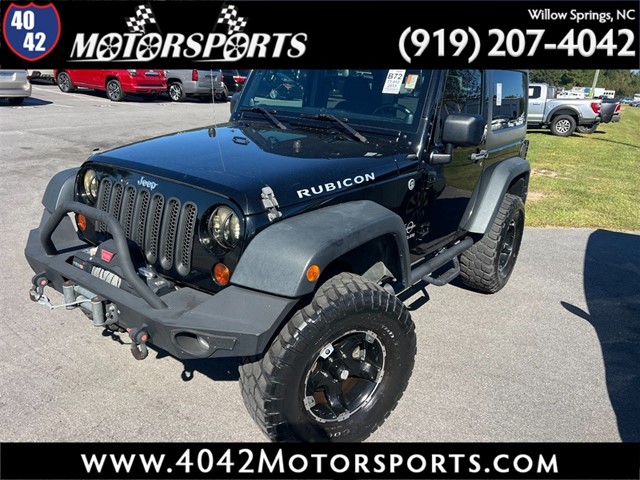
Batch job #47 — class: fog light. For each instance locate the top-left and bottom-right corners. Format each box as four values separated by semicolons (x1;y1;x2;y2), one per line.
213;263;230;286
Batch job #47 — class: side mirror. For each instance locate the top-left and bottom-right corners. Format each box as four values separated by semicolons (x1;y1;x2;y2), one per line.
442;114;486;146
430;114;486;165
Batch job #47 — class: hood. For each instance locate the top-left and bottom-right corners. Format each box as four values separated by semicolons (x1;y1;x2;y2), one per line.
89;122;403;214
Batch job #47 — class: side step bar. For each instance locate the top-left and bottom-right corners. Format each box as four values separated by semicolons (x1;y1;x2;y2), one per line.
385;237;473;294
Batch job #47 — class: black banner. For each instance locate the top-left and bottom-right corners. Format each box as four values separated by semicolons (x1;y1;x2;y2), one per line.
0;1;639;69
0;443;639;479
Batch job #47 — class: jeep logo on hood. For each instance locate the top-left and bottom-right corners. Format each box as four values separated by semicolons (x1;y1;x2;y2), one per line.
137;176;158;190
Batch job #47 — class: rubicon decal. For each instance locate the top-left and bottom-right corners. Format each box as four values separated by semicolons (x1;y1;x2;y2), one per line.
297;173;376;198
2;3;61;61
70;3;307;62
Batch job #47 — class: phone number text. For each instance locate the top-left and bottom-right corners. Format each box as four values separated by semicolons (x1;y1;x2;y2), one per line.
398;28;636;63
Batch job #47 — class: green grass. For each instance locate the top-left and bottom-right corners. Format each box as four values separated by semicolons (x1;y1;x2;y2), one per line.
525;105;640;231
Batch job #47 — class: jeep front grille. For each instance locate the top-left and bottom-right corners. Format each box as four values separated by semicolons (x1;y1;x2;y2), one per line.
96;179;197;276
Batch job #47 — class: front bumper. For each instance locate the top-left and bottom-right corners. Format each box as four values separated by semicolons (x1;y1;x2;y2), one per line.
25;201;298;360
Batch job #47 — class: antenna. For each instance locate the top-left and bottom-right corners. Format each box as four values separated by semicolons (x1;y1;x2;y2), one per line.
208;68;226;171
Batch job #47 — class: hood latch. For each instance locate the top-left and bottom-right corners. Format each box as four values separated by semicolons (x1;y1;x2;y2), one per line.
261;186;282;222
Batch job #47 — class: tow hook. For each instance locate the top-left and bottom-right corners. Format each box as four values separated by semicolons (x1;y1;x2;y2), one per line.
128;327;149;361
29;273;49;302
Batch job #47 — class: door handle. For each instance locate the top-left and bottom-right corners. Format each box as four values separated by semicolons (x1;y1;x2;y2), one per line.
531;101;542;105
470;150;488;163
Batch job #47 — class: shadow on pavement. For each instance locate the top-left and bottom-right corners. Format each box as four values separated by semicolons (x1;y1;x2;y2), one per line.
561;229;640;441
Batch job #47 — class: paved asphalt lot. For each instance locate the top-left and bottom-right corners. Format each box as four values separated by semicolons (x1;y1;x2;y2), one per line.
1;83;638;443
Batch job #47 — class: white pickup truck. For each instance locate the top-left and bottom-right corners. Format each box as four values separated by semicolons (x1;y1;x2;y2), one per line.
527;83;602;136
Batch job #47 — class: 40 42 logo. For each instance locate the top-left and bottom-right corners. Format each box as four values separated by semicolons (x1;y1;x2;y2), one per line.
3;3;61;61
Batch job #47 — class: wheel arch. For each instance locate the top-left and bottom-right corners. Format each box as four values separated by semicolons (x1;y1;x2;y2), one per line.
231;201;411;298
42;168;78;213
548;107;581;122
460;157;530;235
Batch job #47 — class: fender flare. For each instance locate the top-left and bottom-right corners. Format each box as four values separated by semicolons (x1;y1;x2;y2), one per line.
42;168;78;213
232;200;411;298
461;157;530;235
547;105;583;123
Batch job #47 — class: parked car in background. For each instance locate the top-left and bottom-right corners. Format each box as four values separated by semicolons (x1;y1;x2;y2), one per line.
0;70;32;105
54;69;166;102
27;69;55;83
527;82;602;136
164;69;228;102
221;69;250;93
630;100;640;107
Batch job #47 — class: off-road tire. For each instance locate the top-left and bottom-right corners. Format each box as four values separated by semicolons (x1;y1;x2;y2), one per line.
576;124;598;134
550;115;576;137
460;193;525;293
239;272;416;442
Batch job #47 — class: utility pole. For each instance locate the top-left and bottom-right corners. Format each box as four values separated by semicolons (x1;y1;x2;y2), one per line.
590;69;600;98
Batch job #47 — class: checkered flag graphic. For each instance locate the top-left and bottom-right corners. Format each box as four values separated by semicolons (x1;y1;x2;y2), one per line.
126;4;157;34
217;4;248;35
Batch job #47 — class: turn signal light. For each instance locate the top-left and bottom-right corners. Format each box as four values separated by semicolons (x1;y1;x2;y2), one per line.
77;214;87;232
213;263;230;286
306;264;320;282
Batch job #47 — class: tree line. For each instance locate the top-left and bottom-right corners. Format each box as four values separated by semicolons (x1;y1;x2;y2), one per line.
529;70;640;97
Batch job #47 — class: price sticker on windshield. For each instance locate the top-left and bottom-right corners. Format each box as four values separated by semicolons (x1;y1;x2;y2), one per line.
382;69;406;94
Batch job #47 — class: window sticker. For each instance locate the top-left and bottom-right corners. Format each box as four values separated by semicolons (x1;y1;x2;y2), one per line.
382;69;406;94
405;74;418;90
496;82;503;106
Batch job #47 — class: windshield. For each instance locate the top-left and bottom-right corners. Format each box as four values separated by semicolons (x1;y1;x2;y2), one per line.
238;69;432;133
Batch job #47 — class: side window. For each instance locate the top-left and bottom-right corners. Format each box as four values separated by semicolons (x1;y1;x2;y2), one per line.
492;70;527;131
442;69;482;116
528;85;541;99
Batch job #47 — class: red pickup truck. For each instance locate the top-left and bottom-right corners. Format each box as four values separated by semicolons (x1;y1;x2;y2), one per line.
54;69;166;102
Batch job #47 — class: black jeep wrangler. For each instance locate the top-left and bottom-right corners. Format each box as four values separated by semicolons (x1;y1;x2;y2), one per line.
25;69;530;442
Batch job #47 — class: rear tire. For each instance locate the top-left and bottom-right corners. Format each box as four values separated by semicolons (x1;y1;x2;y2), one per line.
106;79;124;102
576;124;598;134
550;115;576;136
460;193;525;293
239;272;416;442
8;97;24;105
214;89;228;102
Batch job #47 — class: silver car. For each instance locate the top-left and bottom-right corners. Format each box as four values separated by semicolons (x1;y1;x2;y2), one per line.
164;69;228;102
0;70;32;106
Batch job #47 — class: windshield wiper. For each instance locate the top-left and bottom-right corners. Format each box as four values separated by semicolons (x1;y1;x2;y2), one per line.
300;113;367;143
240;107;287;130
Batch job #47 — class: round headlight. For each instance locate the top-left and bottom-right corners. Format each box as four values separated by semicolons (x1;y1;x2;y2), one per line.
83;169;98;204
208;206;241;249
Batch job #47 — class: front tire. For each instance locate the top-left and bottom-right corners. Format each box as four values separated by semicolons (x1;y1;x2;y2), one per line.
550;115;576;136
168;82;185;102
460;193;525;293
56;71;74;93
239;272;416;442
106;79;124;102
